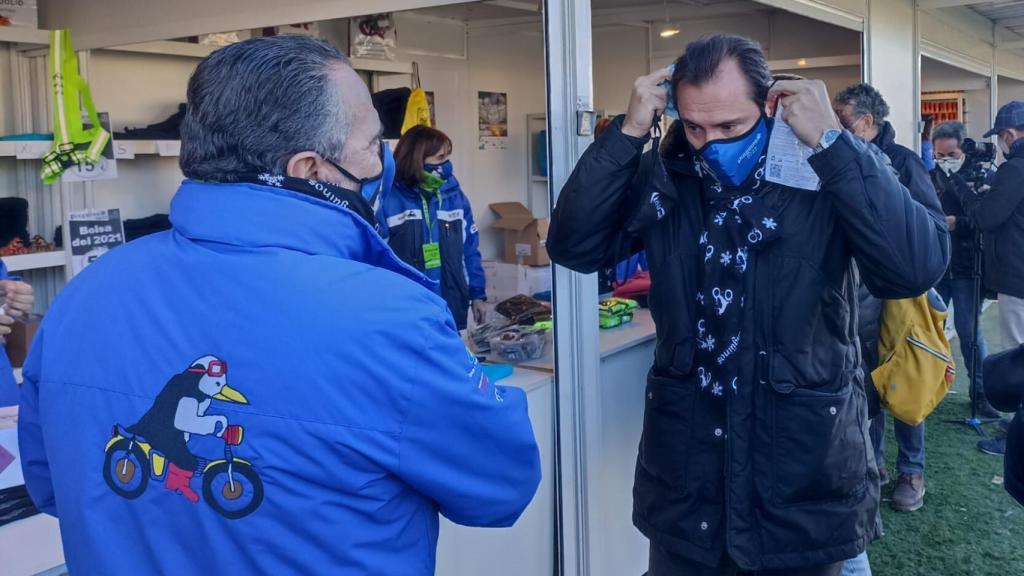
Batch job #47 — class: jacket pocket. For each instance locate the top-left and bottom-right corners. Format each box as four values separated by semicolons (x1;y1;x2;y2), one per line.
771;372;867;506
639;371;696;487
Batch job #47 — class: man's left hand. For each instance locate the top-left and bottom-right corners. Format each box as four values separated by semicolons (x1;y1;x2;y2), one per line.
946;215;957;231
767;79;843;148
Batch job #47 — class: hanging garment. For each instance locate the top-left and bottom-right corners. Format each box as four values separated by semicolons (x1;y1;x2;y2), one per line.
401;88;432;134
41;30;110;184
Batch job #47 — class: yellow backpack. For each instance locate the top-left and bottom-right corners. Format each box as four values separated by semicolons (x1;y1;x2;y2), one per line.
871;290;955;426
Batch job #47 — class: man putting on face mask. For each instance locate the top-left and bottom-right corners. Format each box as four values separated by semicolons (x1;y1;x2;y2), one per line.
547;34;949;575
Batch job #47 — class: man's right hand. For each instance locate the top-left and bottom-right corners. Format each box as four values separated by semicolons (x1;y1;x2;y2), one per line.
622;68;672;138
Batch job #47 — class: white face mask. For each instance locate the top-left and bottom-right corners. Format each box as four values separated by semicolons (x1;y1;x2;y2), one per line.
999;137;1012;157
937;156;965;175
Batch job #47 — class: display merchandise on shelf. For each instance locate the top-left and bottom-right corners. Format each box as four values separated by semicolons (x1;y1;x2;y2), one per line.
922;91;964;125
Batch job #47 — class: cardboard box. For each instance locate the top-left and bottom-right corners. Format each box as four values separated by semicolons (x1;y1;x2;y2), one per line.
4;316;40;369
489;202;550;266
483;261;553;303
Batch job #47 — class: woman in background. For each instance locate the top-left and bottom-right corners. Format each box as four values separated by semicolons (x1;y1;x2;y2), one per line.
381;126;487;330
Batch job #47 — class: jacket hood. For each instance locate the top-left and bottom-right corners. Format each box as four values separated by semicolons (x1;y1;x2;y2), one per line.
171;180;435;291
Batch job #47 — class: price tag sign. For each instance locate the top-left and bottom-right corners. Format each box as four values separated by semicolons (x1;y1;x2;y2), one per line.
62;112;119;182
69;208;125;277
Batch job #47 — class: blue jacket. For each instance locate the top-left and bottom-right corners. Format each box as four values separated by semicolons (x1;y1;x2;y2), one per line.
379;176;486;330
18;181;540;575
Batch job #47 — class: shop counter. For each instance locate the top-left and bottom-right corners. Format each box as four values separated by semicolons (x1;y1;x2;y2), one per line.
496;308;657;372
481;308;657;575
0;513;65;576
435;368;555;576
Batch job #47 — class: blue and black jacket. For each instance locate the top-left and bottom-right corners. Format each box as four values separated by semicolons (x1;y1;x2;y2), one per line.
379;176;486;330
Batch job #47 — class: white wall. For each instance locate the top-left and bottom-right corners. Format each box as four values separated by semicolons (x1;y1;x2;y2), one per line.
593;25;647;114
0;45;17;198
999;76;1024;107
88;51;196;219
866;0;916;149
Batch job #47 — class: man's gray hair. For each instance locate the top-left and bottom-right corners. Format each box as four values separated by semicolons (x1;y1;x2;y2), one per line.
180;35;352;182
932;121;966;147
835;83;890;122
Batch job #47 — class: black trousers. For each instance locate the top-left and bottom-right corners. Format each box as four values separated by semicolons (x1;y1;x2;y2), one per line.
648;544;844;576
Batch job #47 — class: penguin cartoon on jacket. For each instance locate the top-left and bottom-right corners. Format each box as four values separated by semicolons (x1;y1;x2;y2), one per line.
128;355;248;503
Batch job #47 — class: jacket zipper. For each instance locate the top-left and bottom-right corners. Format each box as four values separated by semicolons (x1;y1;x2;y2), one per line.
906;336;952;363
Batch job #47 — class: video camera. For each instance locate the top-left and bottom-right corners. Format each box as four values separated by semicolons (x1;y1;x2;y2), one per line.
960;137;997;190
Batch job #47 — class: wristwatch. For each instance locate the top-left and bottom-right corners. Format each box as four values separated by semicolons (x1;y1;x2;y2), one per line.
814;129;842;154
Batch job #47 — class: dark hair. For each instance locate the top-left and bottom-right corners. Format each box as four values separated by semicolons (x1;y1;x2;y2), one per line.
835;83;890;122
394;126;453;186
671;34;773;108
932;121;966;147
180;35;351;182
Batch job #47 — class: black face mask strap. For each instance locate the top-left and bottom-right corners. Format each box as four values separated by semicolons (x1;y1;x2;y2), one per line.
327;158;373;186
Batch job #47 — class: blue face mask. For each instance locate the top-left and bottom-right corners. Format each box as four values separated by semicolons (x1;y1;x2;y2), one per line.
424;159;454;182
696;116;768;188
327;141;395;211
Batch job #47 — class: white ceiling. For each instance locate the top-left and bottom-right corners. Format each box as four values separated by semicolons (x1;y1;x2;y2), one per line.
414;0;766;23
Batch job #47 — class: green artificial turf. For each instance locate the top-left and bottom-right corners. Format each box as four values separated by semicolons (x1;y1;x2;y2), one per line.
868;302;1024;576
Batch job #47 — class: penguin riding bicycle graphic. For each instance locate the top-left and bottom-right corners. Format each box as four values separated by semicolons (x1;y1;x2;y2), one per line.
102;356;264;519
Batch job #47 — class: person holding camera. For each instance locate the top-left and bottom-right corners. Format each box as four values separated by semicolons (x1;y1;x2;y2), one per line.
958;102;1024;352
930;121;1001;420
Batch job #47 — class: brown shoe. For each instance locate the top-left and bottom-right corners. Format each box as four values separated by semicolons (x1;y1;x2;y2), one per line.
891;474;925;512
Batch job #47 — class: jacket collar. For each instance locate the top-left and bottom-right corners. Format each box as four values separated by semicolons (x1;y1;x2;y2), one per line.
1010;138;1024;160
170;180;435;290
871;121;896;151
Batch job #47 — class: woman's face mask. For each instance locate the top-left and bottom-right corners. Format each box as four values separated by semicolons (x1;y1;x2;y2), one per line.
424;159;454;181
937;156;965;175
696;115;769;188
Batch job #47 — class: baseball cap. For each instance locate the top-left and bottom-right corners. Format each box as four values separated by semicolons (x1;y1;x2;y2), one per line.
983;100;1024;138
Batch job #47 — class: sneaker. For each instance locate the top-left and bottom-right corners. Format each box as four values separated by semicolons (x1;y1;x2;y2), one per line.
978;437;1007;456
878;464;889;487
891;474;925;512
973;398;1003;420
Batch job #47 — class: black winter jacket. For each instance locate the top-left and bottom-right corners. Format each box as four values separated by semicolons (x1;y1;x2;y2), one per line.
960;144;1024;298
547;117;949;570
931;165;981;279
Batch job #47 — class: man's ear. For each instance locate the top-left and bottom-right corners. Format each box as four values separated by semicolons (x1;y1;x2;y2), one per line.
286;152;321;180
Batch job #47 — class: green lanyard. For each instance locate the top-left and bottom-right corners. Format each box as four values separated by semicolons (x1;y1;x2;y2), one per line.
420;190;444;242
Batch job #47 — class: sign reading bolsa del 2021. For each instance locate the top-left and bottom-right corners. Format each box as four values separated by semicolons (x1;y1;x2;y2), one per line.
69;208;126;276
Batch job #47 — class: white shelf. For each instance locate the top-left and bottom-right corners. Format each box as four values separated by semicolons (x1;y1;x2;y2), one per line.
0;26;49;45
2;251;67;273
106;40;218;59
0;140;181;159
351;57;414;75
